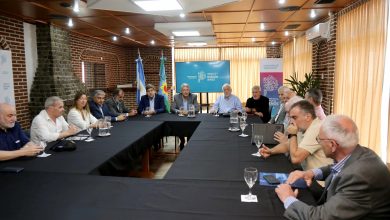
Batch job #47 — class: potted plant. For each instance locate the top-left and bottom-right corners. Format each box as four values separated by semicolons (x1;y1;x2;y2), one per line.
285;72;320;97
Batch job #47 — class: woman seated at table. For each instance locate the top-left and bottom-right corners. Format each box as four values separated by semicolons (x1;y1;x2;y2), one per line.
67;91;98;130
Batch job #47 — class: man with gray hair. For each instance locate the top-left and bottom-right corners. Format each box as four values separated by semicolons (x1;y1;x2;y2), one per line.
171;83;199;150
276;114;390;219
30;96;78;143
89;90;126;122
211;83;242;114
260;100;332;171
0;103;43;160
269;86;289;124
171;83;199;114
305;88;326;120
245;85;270;122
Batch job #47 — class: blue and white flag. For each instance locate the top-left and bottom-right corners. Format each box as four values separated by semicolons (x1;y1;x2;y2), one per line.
136;53;146;104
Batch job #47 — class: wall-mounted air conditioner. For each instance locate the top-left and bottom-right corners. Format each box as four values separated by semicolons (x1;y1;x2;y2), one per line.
306;21;330;43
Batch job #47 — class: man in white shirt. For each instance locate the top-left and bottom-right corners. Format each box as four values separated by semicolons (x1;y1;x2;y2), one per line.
30;96;78;143
211;84;242;114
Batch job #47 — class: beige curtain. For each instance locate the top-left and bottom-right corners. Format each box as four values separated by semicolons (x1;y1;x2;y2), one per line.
174;47;267;105
295;35;313;81
282;35;312;84
220;47;267;103
282;39;295;84
334;0;387;155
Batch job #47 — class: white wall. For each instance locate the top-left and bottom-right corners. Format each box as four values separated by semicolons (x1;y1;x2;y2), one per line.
23;22;38;101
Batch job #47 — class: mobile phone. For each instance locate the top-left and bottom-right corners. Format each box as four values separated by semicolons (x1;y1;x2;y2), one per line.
0;167;24;173
263;175;280;185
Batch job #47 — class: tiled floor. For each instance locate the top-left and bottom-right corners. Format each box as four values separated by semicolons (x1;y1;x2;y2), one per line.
149;136;181;179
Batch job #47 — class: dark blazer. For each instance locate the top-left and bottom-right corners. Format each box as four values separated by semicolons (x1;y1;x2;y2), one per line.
284;145;390;220
88;100;118;122
269;103;286;124
171;93;199;113
245;95;270;123
138;94;166;114
105;97;129;116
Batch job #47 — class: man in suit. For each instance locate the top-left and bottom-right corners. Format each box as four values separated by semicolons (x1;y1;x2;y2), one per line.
105;89;137;117
171;83;199;150
171;83;199;114
245;85;270;123
269;86;289;124
138;84;166;115
275;114;390;220
89;90;126;122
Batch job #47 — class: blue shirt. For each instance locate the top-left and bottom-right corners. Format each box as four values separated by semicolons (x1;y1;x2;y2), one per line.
0;122;29;151
213;94;243;113
284;154;352;209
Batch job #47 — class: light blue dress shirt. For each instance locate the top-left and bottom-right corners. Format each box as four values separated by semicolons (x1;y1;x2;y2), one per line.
213;95;243;113
149;96;155;111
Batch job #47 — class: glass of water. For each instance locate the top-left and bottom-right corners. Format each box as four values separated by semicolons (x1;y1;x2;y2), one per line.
244;167;258;200
254;135;264;149
145;107;151;117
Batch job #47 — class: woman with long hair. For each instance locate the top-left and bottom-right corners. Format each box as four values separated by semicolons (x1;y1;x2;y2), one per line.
67;91;98;130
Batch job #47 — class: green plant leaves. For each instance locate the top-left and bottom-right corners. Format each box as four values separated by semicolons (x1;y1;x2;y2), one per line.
286;72;320;97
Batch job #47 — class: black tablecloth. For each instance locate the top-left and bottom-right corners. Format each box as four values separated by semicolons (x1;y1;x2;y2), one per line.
0;113;315;219
0;172;315;220
0;121;164;175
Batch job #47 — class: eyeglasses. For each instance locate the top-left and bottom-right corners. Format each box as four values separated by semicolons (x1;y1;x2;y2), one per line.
316;136;334;143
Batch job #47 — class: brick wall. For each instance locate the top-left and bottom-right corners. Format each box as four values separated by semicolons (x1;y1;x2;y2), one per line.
266;45;282;58
0;16;30;128
312;14;337;115
129;47;173;104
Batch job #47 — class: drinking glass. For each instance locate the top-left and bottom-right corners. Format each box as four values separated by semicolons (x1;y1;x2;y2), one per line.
241;112;247;121
254;135;264;149
213;107;219;117
145;107;151;117
239;119;248;137
179;106;184;116
86;127;94;141
188;104;195;118
244;167;258;200
37;141;50;157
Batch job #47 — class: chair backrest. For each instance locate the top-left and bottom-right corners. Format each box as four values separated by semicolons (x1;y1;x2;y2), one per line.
251;123;284;145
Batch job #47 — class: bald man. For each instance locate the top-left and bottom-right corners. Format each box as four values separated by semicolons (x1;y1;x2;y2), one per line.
0;103;42;161
275;115;390;219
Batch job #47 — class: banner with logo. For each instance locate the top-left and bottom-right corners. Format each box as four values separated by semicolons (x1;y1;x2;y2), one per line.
175;60;230;93
0;50;15;105
260;58;283;116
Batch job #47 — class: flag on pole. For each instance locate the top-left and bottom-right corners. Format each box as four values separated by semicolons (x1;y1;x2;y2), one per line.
136;50;146;105
158;51;170;113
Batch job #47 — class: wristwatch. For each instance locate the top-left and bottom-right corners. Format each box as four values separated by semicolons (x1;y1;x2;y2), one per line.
288;134;297;139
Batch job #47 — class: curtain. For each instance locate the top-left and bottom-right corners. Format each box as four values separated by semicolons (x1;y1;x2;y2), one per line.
282;35;312;84
174;47;267;105
220;47;267;103
334;0;387;155
295;35;313;81
282;39;294;84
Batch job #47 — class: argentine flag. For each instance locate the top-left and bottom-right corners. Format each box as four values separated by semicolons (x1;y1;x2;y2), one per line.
136;53;146;105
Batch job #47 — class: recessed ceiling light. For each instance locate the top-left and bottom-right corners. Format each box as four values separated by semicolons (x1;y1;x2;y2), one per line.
67;18;73;27
112;36;118;41
133;0;183;12
310;10;316;18
278;0;286;4
187;42;207;46
125;27;130;34
251;37;256;42
179;13;185;18
272;41;276;45
172;30;200;37
285;31;289;36
73;0;80;13
260;23;265;30
150;40;155;45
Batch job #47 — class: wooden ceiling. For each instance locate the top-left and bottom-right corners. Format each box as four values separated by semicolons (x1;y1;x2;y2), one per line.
0;0;356;47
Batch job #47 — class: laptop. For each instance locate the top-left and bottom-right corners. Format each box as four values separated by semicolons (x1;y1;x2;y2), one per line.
251;123;284;145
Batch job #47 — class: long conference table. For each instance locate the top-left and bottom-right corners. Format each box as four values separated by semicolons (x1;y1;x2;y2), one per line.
0;114;315;220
